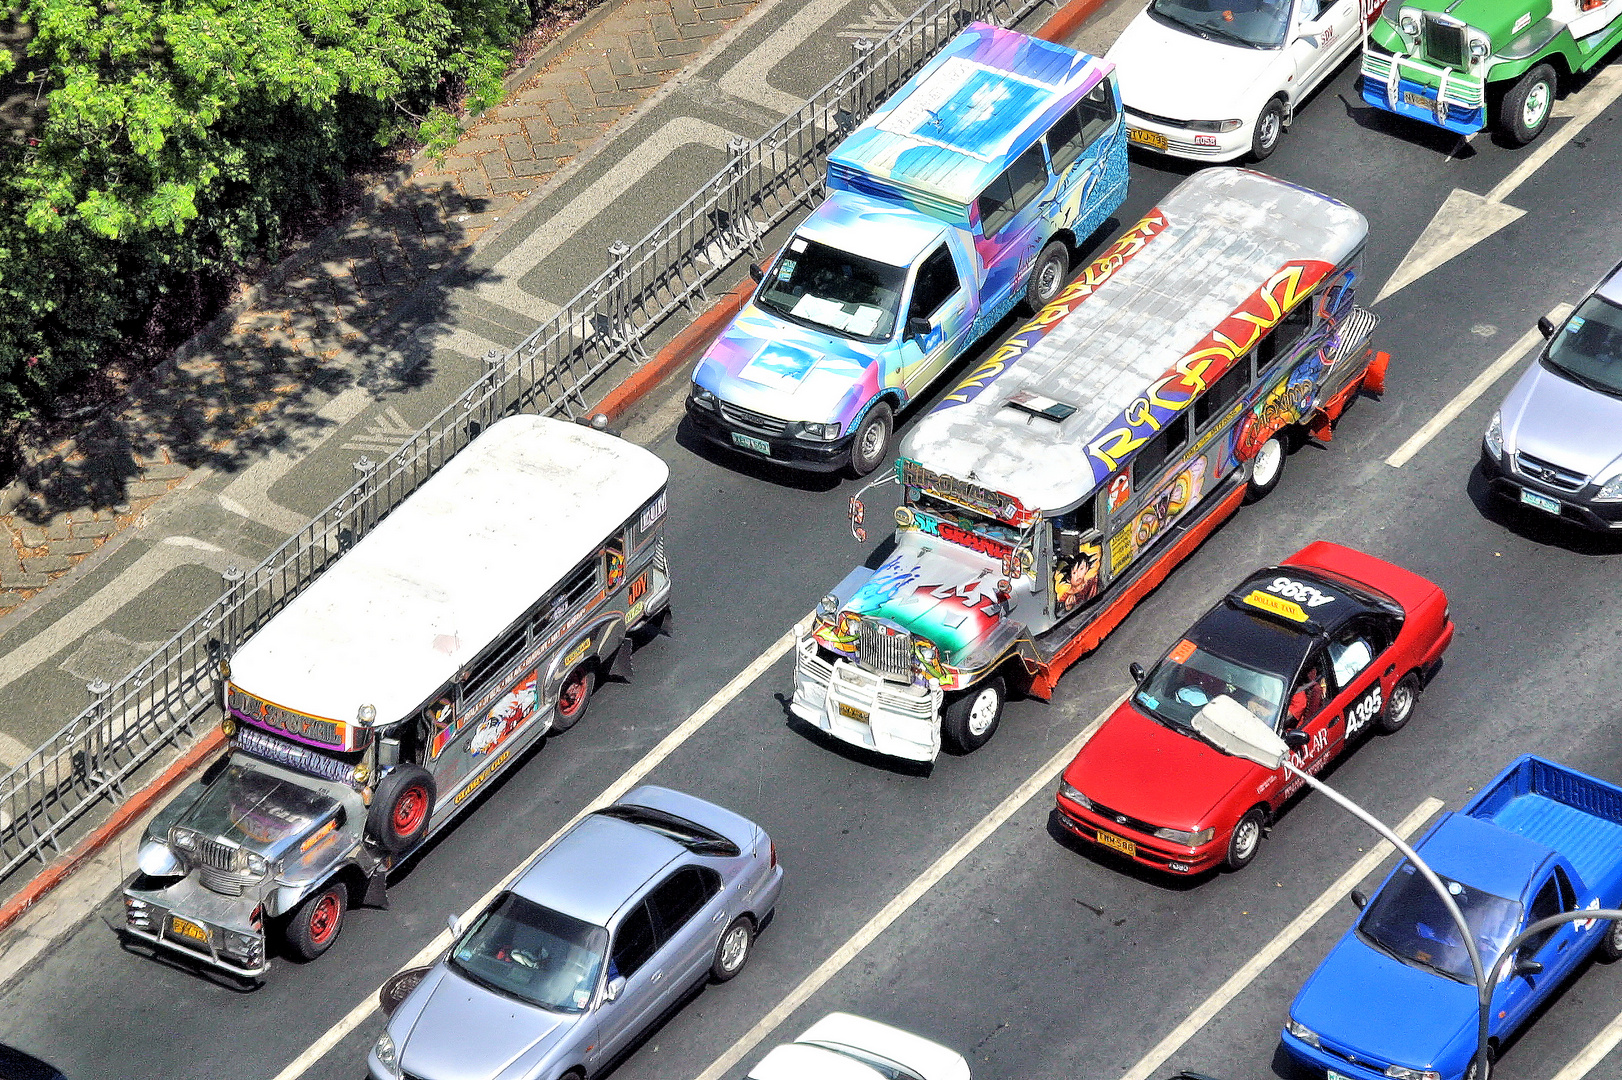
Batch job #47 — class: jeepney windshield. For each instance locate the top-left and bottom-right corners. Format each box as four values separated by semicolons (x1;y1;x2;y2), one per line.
180;764;340;851
1149;0;1291;48
757;239;907;343
1545;296;1622;398
904;489;1027;553
1358;862;1522;982
450;892;608;1013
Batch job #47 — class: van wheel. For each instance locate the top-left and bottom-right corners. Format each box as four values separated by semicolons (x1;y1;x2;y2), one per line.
1023;241;1069;312
551;664;596;733
1378;674;1421;735
1499;63;1555;146
1251;98;1286;161
847;402;893;479
1226;808;1267;871
942;676;1005;753
1245;436;1286;502
286;883;347;961
367;764;436;854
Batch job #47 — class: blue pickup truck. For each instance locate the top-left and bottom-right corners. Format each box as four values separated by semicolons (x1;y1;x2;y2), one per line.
1283;755;1622;1080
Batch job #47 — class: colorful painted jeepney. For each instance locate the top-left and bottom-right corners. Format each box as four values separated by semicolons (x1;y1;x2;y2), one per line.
1360;0;1622;143
686;22;1128;477
123;416;670;976
792;168;1389;763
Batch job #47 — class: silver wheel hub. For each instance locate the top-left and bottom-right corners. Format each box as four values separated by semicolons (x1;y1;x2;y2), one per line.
1258;109;1280;147
1234;818;1260;859
859;420;885;462
967;688;1000;736
720;925;749;970
1390;685;1414;723
1039;260;1060;299
1524;82;1550;127
1252;438;1283;486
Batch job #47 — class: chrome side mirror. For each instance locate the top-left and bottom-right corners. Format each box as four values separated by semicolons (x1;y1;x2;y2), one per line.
604;975;627;1003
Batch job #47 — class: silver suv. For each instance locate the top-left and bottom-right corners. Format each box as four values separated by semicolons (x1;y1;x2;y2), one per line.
1482;259;1622;530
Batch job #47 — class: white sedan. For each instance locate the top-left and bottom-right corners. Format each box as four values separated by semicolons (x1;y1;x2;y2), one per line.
1107;0;1376;161
748;1014;969;1080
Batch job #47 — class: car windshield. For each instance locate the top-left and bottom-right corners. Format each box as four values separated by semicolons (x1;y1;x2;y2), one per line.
1358;862;1523;982
1149;0;1291;47
1135;641;1287;730
757;238;906;342
449;892;608;1013
1544;295;1622;397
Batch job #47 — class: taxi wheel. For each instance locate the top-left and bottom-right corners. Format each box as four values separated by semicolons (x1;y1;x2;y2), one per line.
1598;919;1622;962
1250;98;1286;162
1023;241;1070;313
942;676;1005;754
1244;436;1286;502
1499;63;1555;146
847;402;894;479
286;883;347;961
1377;674;1421;735
1225;808;1267;871
367;764;437;854
551;664;596;733
711;915;755;982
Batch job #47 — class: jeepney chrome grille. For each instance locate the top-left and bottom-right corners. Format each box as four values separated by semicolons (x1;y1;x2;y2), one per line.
1422;14;1466;68
1516;452;1587;491
200;865;256;896
719;402;788;436
857;618;913;682
195;835;241;873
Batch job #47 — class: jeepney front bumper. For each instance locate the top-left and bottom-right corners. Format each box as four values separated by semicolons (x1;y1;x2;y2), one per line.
123;873;269;977
1360;50;1486;134
790;636;943;762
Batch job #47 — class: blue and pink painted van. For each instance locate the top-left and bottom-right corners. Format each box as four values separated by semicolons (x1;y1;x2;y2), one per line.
685;22;1129;476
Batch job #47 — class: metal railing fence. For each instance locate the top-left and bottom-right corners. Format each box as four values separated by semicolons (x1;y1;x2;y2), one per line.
0;0;1049;883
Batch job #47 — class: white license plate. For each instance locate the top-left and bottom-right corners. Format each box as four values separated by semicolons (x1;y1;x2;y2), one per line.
1520;488;1560;514
731;432;771;455
1401;90;1435;109
1327;1071;1352;1080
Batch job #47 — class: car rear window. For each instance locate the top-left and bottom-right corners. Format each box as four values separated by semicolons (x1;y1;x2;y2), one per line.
594;805;741;856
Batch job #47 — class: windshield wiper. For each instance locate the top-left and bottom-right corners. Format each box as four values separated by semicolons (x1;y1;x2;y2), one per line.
1544;355;1622;397
1359;929;1469;983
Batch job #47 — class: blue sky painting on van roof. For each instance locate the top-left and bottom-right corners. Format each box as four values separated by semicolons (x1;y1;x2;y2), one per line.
878;58;1051;162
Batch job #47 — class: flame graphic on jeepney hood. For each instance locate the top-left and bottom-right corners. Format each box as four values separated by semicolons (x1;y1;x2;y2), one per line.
835;533;1030;664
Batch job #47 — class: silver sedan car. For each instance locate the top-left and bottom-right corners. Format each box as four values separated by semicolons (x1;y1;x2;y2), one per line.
368;786;783;1080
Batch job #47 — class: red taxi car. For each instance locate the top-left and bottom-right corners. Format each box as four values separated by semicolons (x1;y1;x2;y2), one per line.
1055;541;1453;875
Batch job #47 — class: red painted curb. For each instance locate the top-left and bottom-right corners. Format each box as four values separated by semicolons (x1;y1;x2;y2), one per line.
597;275;759;423
1035;0;1115;43
0;727;225;937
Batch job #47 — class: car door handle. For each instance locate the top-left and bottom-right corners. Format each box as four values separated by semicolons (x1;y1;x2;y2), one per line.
651;970;664;983
1558;940;1568;951
712;911;726;923
1384;664;1396;675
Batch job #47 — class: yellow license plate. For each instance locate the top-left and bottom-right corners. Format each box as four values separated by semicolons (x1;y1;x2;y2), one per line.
1096;829;1136;857
170;915;209;943
837;702;870;723
1127;127;1168;152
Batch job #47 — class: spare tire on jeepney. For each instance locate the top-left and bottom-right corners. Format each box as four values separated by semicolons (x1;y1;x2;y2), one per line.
368;764;435;854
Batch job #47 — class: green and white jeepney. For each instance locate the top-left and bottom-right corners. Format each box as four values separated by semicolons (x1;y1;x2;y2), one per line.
1360;0;1622;143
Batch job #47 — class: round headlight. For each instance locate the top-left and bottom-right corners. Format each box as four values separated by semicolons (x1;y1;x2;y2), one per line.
172;829;196;850
353;763;371;785
245;852;268;876
220;717;236;738
357;703;377;724
1399;15;1419;35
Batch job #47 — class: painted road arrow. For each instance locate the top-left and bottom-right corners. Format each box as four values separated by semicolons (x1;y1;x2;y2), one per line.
1377;64;1622;304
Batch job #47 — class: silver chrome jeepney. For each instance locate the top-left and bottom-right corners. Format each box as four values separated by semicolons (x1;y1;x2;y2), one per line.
123;416;671;976
793;168;1381;763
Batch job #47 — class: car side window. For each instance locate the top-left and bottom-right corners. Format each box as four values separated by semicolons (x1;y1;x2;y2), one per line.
1286;650;1331;728
645;866;721;939
608;903;658;980
908;246;961;324
1555;865;1577;912
1327;621;1377;692
1297;0;1323;21
976;143;1049;237
1520;877;1564;957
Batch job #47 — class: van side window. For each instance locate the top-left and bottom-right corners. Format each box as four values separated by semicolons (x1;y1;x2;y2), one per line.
1195;360;1249;428
976;143;1049;237
1076;77;1117;145
1131;413;1190;486
1046;107;1087;173
909;246;961;323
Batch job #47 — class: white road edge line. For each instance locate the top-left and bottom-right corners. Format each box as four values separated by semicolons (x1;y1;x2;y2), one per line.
1384;304;1571;469
267;615;810;1080
690;691;1131;1080
1117;795;1446;1080
1550;998;1622;1080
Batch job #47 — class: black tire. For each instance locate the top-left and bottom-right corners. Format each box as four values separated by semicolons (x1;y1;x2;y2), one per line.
285;882;347;961
367;764;436;854
1463;1045;1497;1080
550;663;596;733
711;915;755;982
1378;673;1421;735
1498;63;1556;146
1251;98;1286;161
1244;435;1286;502
941;676;1005;754
1225;807;1267;871
847;402;894;479
1598;918;1622;962
1022;241;1070;312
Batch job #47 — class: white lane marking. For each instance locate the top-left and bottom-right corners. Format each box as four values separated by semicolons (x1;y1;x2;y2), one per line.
0;537;238;696
267;616;810;1080
1550;998;1622;1080
1377;65;1622;303
1384;303;1571;468
1118;796;1445;1080
718;0;856;115
216;386;373;533
472;118;738;322
692;691;1129;1080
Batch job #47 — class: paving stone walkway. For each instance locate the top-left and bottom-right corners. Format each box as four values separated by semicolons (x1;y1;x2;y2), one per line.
0;0;758;618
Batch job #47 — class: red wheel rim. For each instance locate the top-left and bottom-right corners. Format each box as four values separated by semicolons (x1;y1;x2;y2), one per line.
308;893;341;946
558;673;588;718
393;784;429;835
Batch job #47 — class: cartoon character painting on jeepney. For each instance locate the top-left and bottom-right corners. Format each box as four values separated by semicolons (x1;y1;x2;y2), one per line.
1053;537;1102;615
469;671;538;757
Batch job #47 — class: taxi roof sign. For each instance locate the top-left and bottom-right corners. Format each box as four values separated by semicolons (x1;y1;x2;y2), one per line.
1240;590;1310;624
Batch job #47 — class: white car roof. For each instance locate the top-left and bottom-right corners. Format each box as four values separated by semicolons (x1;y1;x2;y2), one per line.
748;1013;969;1080
898;167;1367;514
229;415;668;726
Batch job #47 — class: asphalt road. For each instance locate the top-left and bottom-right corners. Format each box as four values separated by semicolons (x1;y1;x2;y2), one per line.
3;24;1622;1080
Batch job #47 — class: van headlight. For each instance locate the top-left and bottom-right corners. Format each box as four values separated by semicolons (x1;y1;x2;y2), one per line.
794;421;841;442
373;1031;400;1075
689;385;718;410
1285;1018;1321;1048
1483;409;1503;459
1594;473;1622;502
1154;825;1216;846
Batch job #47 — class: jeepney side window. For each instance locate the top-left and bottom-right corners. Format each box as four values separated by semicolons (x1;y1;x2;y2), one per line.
422;696;454;757
976;143;1049;237
604;533;628;592
1131;413;1190;487
1195;360;1249;429
463;622;533;705
1272;296;1315;356
908;246;961;324
1051;496;1101;616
